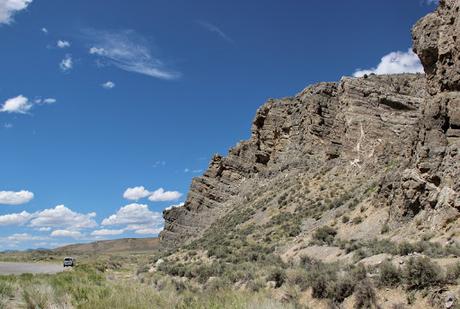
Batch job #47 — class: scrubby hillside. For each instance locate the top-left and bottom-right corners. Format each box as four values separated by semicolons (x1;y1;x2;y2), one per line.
54;238;160;255
152;1;460;308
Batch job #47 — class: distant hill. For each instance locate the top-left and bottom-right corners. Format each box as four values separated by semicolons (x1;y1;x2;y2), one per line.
54;237;160;255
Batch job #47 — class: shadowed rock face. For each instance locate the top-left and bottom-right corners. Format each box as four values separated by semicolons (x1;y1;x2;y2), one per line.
396;0;460;221
160;1;459;248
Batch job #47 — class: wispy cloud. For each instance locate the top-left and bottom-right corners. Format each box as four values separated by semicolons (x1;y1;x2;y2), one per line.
353;48;424;77
85;29;180;80
0;0;32;25
57;40;70;48
102;81;115;89
184;168;203;174
41;27;47;34
197;20;234;43
59;54;73;72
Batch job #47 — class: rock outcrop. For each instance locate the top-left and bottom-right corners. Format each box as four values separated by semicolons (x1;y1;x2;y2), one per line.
160;0;459;248
407;0;460;214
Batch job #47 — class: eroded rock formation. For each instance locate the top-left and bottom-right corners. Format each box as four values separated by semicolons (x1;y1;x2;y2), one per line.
160;0;459;248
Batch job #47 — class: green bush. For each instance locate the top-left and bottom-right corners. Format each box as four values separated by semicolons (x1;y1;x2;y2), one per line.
445;262;460;284
267;268;286;288
0;281;14;298
354;279;376;309
403;257;442;290
307;263;338;299
327;276;354;303
286;268;309;291
312;226;337;245
378;261;401;287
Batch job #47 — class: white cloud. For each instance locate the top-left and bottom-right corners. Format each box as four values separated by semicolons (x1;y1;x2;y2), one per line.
148;188;182;202
353;48;424;77
35;97;57;104
41;27;47;34
134;227;162;235
184;168;203;174
164;202;184;211
123;186;150;201
50;229;82;238
57;40;70;48
43;98;56;104
86;29;180;80
101;203;163;235
425;0;438;4
0;95;32;114
197;20;233;43
59;54;73;72
4;123;13;129
0;211;31;226
152;161;166;168
37;227;51;232
29;205;97;230
102;81;115;89
102;203;161;226
0;96;56;115
0;0;32;25
7;233;46;242
91;229;124;236
0;190;34;205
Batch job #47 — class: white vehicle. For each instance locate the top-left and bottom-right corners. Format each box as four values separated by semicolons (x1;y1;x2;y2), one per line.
63;257;75;267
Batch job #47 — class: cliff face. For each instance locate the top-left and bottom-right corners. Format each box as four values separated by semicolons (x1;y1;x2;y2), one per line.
404;0;460;214
160;1;459;248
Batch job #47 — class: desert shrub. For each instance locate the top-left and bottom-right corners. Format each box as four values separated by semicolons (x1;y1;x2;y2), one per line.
136;264;150;275
342;215;350;223
286;268;309;291
397;242;416;256
327;276;355;303
267;268;286;288
204;277;229;292
445;262;460;284
0;281;14;298
350;263;367;281
307;263;338;299
299;255;320;270
194;262;224;284
403;257;442;290
352;216;363;225
353;249;368;262
378;261;401;287
312;226;337;245
354;279;376;309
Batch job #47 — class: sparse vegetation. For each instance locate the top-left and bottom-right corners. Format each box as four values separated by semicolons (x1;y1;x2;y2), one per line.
403;257;442;290
312;226;337;245
378;261;402;287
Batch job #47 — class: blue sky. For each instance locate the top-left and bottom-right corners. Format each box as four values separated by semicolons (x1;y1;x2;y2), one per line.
0;0;436;250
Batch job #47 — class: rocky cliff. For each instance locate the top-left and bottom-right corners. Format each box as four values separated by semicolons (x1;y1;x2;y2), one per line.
160;0;459;249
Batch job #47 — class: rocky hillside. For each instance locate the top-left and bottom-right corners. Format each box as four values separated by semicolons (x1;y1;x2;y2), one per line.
55;237;159;255
150;1;460;308
161;0;460;249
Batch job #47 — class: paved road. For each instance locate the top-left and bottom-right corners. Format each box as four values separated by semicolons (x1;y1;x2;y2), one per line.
0;262;64;275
